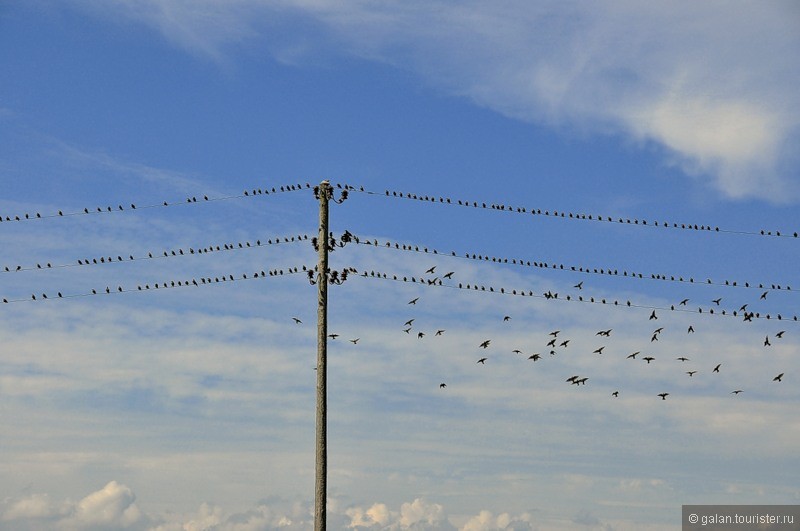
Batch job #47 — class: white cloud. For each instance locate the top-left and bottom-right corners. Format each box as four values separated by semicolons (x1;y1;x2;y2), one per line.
67;0;800;202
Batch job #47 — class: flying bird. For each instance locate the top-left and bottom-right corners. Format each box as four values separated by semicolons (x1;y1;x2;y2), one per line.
687;325;695;333
559;340;570;347
408;297;419;305
760;291;768;300
679;298;689;306
676;357;690;362
773;373;784;382
425;266;436;274
658;393;669;400
566;375;579;383
575;377;588;385
643;357;655;364
440;383;447;389
477;357;487;364
731;390;743;395
713;364;721;373
435;329;445;336
612;391;619;397
404;319;415;327
596;329;612;336
503;315;511;322
627;352;639;359
649;310;658;320
574;281;583;289
479;340;491;349
350;338;360;344
443;271;455;279
328;334;339;339
292;317;302;324
528;353;541;361
687;371;697;377
776;331;786;338
764;335;771;346
417;332;425;339
546;338;557;347
593;346;605;354
549;330;560;337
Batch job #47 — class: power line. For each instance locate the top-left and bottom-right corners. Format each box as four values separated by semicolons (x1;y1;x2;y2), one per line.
0;265;312;305
352;236;795;294
1;234;310;274
336;183;799;239
0;183;314;226
350;268;800;323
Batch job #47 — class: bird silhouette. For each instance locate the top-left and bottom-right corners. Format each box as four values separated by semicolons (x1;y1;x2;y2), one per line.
528;354;541;361
643;357;655;364
731;390;743;395
503;315;511;321
350;338;360;344
408;297;419;305
403;328;412;334
328;334;339;339
575;377;588;385
292;317;302;324
649;310;658;320
443;271;455;279
764;336;771;346
426;266;436;274
417;332;425;339
627;352;639;359
566;375;579;383
596;329;612;336
658;393;669;400
713;364;721;373
435;329;445;336
712;298;722;305
404;319;415;327
651;334;659;342
546;338;557;347
612;391;619;397
477;357;487;364
559;340;570;347
773;373;784;382
677;357;690;362
479;340;491;349
574;281;583;289
776;331;786;338
549;330;560;337
686;371;698;377
440;383;447;389
593;346;605;354
687;325;695;333
679;298;689;306
760;291;768;300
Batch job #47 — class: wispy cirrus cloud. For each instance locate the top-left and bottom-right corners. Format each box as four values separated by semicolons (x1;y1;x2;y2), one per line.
67;0;800;202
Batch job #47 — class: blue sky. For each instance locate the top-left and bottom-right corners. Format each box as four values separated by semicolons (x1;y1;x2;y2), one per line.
1;2;799;530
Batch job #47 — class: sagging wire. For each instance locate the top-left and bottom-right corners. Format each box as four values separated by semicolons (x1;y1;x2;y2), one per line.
334;183;799;240
350;268;800;324
2;234;311;274
0;183;314;226
352;236;795;295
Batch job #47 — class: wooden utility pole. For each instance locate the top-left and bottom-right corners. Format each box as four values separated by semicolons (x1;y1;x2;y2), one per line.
314;180;330;531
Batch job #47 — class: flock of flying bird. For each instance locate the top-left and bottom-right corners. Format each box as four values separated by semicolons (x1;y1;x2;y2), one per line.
295;264;790;401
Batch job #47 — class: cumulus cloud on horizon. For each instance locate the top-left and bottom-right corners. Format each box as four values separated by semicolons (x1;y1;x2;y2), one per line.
68;0;800;203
